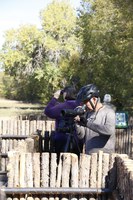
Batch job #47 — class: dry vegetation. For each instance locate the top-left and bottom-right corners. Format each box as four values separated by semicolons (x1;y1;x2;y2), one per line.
0;98;44;119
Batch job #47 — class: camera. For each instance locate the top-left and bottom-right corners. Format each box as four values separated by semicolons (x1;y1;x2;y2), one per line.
61;105;86;117
56;106;86;133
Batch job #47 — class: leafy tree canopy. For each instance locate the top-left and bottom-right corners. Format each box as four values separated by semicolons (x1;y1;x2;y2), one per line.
76;0;133;110
0;0;80;103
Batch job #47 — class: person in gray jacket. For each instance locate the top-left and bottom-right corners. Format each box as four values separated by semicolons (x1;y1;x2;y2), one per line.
75;84;116;155
103;94;116;111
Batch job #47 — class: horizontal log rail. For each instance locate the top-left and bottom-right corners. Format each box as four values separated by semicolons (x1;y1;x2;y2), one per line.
0;135;40;139
0;153;8;158
0;171;7;175
0;187;112;195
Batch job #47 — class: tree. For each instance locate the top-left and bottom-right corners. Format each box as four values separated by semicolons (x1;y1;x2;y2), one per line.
76;0;133;111
40;0;78;64
0;25;46;101
35;0;81;101
0;0;80;102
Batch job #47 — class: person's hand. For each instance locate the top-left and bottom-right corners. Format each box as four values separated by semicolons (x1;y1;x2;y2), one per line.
74;115;87;126
74;115;81;122
54;90;61;99
80;116;87;126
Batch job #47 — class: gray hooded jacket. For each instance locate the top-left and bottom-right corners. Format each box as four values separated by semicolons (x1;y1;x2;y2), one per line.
76;105;116;154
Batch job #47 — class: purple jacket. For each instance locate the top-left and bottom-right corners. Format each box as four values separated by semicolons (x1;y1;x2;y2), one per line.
45;97;78;141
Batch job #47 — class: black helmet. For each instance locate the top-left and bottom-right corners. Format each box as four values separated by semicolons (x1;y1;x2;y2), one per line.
77;84;99;103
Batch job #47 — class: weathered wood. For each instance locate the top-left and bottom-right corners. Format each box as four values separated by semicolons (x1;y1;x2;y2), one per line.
4;150;133;200
33;153;40;187
97;150;103;188
70;154;79;200
20;153;26;187
29;121;36;135
41;153;49;187
79;153;91;188
0;119;55;137
5;139;9;152
50;153;57;187
13;120;18;135
115;155;133;200
17;119;21;135
61;153;71;187
0;188;6;200
6;198;12;200
25;153;33;187
13;139;18;150
25;138;35;153
25;120;30;136
49;154;56;200
79;154;91;200
61;153;71;200
71;153;79;187
13;152;20;187
34;197;40;200
27;196;34;200
21;121;26;136
13;140;26;152
1;157;6;171
108;153;118;190
20;197;26;200
90;153;97;188
102;153;109;188
1;119;133;158
41;198;49;200
13;197;19;200
1;139;6;170
7;151;16;187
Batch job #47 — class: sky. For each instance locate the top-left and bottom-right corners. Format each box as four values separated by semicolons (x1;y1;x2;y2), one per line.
0;0;81;49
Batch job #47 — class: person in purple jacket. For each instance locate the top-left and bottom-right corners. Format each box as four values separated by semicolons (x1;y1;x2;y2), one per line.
45;86;82;156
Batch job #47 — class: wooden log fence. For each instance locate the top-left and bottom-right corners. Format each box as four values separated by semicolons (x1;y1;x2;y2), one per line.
0;152;133;199
0;120;133;156
1;151;115;200
115;126;133;158
0;119;55;172
1;152;133;200
113;154;133;200
0;119;55;136
0;118;133;199
0;118;133;157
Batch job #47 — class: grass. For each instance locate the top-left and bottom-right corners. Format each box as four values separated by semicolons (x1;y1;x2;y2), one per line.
0;98;44;119
0;72;45;119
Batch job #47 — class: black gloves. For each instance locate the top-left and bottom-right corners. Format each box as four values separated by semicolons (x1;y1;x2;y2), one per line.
78;115;88;126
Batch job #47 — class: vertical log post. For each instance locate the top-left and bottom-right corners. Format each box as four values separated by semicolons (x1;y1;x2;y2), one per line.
70;153;79;200
33;153;40;187
97;151;103;188
102;153;109;188
61;153;71;200
79;153;91;200
41;153;49;200
90;153;97;188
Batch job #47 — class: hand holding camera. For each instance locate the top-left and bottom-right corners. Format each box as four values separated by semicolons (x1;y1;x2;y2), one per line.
74;105;88;126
